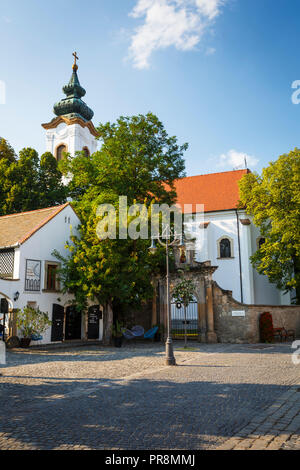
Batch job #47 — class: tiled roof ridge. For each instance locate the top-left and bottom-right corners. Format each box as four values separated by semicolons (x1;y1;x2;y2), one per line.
177;169;249;181
0;203;69;220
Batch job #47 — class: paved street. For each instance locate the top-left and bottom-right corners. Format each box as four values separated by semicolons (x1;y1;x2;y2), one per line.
0;342;299;450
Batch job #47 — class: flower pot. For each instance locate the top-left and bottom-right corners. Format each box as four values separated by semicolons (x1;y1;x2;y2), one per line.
20;338;31;348
113;337;123;348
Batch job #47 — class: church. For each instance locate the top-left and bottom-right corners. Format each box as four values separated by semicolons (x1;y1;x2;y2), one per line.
42;54;291;308
0;54;296;346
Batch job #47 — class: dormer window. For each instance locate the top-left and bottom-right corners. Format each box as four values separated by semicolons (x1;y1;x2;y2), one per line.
56;144;67;162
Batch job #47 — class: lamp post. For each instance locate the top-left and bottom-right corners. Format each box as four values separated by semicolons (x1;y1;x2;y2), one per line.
149;225;185;366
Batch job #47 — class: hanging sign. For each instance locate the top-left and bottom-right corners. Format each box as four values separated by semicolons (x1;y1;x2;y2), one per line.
25;260;41;292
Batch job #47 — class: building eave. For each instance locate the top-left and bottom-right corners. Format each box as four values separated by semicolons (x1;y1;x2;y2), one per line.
41;116;99;138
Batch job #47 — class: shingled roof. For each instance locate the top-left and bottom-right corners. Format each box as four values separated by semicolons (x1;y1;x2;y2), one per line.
0;203;70;249
174;169;249;213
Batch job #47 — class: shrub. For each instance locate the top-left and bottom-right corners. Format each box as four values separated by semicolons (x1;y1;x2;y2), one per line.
15;307;52;339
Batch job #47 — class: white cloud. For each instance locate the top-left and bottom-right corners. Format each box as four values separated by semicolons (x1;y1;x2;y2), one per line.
217;149;259;170
128;0;227;69
205;46;216;55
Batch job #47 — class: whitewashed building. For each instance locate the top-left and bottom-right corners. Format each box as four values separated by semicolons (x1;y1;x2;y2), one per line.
0;203;103;345
175;170;291;306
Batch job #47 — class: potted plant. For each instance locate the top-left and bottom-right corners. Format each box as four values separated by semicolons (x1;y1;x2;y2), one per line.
112;321;124;348
15;307;52;348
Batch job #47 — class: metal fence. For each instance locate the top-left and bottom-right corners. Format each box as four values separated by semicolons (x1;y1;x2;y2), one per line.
171;297;198;338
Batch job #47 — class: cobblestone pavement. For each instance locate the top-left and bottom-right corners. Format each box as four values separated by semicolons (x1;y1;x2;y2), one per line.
0;342;299;450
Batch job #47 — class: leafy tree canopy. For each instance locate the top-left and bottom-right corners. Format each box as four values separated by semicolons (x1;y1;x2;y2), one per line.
60;112;187;206
239;149;300;303
0;143;66;216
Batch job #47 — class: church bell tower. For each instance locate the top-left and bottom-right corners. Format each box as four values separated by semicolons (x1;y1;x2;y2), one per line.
42;53;98;160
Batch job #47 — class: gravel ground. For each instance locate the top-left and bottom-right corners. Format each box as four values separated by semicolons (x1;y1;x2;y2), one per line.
0;342;299;450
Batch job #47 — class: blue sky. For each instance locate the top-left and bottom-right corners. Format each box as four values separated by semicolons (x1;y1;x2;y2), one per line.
1;0;300;176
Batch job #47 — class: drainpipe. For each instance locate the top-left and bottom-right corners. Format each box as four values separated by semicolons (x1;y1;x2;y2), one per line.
235;210;244;304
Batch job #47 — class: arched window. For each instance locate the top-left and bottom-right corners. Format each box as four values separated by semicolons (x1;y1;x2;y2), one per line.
56;144;67;162
218;237;233;259
82;147;90;157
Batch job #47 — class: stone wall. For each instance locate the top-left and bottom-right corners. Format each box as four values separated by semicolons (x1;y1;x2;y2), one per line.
213;283;300;344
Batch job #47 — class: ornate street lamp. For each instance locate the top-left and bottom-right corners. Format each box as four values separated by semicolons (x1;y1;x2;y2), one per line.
149;225;185;366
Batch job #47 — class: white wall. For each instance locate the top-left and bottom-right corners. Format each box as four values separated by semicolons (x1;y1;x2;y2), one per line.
185;210;287;305
45;122;98;157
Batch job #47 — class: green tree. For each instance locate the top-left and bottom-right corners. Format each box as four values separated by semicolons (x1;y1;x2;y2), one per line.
39;152;67;207
239;149;300;304
0;138;17;213
0;138;16;163
57;113;187;344
0;145;66;216
60;113;187;204
5;148;41;214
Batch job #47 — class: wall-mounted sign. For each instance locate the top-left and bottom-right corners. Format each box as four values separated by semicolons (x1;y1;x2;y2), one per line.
25;260;41;292
88;305;101;340
232;310;246;317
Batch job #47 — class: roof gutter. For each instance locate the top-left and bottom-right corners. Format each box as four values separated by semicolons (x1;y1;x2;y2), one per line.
0;243;20;251
235;209;244;304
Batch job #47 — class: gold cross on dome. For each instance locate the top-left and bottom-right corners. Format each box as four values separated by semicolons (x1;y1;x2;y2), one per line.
72;51;79;66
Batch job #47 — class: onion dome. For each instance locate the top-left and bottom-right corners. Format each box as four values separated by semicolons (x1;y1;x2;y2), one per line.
53;53;94;122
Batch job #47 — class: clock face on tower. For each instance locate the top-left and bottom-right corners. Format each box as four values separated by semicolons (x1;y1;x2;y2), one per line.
56;123;67;136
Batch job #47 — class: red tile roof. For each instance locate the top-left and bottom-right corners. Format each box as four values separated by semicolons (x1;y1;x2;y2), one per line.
174;169;249;213
0;203;70;249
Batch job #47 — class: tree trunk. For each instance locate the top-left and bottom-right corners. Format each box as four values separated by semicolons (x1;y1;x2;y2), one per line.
102;302;113;346
292;256;300;305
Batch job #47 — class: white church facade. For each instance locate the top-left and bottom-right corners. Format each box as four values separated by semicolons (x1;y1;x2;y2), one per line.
176;172;291;307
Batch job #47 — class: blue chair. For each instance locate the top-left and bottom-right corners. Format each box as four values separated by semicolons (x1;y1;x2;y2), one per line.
31;334;43;341
123;329;135;340
144;326;159;339
131;326;145;337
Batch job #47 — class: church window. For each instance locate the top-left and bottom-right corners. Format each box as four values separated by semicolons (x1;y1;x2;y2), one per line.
218;237;233;259
257;237;266;250
83;147;90;157
56;144;67;162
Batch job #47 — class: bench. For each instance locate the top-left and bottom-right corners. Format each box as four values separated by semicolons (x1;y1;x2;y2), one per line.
273;327;296;343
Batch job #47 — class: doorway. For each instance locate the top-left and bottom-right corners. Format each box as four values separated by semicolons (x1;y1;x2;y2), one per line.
65;306;82;340
51;304;64;342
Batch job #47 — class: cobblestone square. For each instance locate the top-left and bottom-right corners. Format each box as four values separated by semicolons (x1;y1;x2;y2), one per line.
0;342;299;450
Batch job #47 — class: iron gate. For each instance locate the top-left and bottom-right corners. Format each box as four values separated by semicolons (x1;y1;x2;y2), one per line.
171;297;198;338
